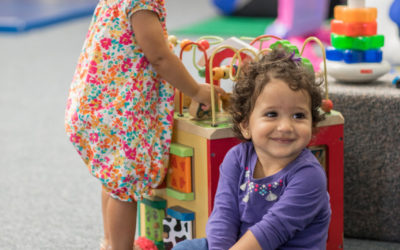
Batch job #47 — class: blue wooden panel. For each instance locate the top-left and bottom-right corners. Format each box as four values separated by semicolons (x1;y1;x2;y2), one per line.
167;206;195;221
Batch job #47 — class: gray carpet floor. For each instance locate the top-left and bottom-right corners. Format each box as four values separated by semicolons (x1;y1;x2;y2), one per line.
0;0;399;249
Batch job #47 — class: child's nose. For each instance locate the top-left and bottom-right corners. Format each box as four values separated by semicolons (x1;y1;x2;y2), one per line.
277;118;293;132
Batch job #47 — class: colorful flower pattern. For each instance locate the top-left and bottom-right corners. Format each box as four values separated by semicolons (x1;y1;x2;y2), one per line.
65;0;173;201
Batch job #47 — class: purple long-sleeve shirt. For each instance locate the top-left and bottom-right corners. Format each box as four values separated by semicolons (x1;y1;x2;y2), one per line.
206;142;331;250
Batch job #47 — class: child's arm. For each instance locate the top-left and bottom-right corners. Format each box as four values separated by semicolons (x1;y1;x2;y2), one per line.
229;231;261;250
131;10;224;107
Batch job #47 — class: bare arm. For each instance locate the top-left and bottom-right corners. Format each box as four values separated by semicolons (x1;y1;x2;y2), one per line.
229;230;262;250
130;10;223;106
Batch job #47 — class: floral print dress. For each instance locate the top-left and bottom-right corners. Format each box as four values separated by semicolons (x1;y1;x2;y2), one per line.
65;0;174;202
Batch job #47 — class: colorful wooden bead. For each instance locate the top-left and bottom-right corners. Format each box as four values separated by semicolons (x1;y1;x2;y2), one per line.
198;68;206;78
197;39;210;51
221;65;230;79
180;39;193;51
212;67;224;80
168;35;178;46
321;99;333;113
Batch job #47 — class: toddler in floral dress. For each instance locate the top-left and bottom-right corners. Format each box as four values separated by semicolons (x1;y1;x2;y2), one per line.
65;0;223;249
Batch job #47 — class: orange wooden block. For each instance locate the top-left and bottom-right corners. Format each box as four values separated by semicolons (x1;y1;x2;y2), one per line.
334;6;377;23
167;154;192;193
331;19;377;37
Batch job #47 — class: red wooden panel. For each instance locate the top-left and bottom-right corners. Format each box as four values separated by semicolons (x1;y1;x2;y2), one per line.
309;124;344;250
207;137;240;215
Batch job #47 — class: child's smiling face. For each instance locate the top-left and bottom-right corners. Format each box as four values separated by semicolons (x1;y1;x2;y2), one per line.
241;78;313;166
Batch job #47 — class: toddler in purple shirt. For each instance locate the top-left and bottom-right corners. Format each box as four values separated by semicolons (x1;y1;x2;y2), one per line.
174;48;331;250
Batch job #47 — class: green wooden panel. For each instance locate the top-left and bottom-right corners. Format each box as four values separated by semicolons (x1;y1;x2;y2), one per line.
170;143;193;157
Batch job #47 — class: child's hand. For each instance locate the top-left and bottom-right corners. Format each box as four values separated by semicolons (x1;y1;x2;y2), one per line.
192;83;225;110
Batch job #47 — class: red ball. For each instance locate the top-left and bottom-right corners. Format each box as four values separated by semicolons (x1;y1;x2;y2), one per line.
321;99;333;113
197;39;210;51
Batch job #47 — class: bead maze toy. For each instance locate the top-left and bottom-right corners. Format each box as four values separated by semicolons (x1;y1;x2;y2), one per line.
138;35;344;250
325;0;391;82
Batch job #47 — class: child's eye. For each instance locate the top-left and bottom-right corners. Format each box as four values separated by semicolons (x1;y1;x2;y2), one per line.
293;113;306;119
265;112;277;118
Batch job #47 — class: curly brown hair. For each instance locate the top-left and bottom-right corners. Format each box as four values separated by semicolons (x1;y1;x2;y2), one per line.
229;48;325;141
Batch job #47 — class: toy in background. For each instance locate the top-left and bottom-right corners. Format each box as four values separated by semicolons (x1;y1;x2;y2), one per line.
266;0;329;38
264;0;333;71
137;35;344;250
390;0;400;34
365;0;400;66
211;0;347;72
210;0;345;19
324;0;391;82
393;75;400;88
389;1;400;86
211;0;278;17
